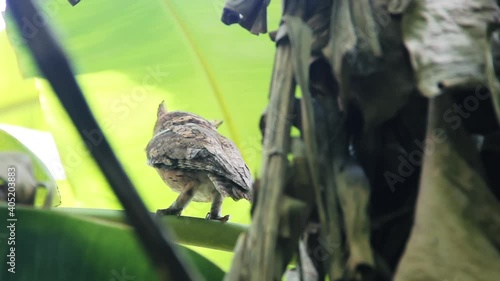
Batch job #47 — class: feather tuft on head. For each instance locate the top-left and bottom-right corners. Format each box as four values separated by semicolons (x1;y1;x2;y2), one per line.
157;101;167;118
211;120;223;129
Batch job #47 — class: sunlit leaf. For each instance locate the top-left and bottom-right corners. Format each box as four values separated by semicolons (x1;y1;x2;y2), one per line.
1;0;281;269
0;205;225;281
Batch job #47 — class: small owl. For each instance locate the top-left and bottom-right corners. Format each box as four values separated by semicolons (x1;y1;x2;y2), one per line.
146;102;253;222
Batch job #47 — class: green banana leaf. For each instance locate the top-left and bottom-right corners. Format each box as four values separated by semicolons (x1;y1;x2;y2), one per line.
56;207;247;252
0;205;225;281
1;0;280;270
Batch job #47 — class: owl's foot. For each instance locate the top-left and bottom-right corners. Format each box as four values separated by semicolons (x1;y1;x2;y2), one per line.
206;213;230;223
156;207;182;216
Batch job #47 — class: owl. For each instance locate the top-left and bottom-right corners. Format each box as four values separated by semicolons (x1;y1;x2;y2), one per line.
146;102;253;222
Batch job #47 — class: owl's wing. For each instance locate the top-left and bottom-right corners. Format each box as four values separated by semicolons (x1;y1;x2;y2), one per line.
217;134;253;189
146;124;252;193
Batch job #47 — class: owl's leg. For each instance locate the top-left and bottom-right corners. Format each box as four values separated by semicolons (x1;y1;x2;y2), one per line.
205;191;230;222
156;187;194;216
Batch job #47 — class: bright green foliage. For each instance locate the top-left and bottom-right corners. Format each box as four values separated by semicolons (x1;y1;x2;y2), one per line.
0;0;280;271
0;205;225;281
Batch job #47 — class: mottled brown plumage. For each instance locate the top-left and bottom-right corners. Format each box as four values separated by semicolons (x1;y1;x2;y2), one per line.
146;101;253;221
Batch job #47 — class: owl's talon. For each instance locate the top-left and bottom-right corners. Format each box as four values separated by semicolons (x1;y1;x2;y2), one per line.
206;213;230;222
156;208;182;216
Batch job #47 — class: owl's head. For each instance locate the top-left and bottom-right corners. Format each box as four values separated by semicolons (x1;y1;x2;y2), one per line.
153;101;223;134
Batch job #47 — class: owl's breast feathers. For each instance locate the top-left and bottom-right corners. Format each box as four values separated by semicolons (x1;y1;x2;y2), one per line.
146;121;252;200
